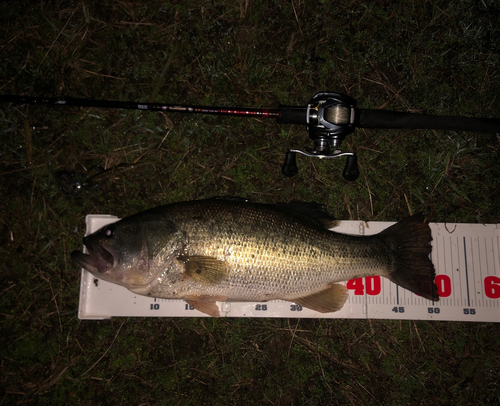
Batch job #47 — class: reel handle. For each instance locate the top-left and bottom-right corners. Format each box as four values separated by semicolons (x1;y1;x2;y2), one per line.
281;150;298;177
342;154;360;181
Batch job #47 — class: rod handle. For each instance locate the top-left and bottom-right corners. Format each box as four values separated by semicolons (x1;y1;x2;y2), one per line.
277;107;307;125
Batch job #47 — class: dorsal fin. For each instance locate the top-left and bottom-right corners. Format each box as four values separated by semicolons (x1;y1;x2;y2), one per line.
276;201;338;229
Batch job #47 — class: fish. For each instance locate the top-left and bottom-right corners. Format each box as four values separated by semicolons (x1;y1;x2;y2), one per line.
71;197;438;317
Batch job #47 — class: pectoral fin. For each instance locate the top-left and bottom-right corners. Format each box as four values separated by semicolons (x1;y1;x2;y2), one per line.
292;284;349;313
178;255;228;285
185;295;228;317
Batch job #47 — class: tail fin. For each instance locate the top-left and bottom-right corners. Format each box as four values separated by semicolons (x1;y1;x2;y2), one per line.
378;213;439;301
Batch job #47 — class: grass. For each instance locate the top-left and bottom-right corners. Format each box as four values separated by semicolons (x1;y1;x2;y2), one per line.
1;0;500;404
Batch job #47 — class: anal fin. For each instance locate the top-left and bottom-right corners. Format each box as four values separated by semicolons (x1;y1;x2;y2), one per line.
292;284;349;313
184;295;228;317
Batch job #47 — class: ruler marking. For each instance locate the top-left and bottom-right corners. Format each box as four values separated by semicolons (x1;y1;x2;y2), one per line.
447;235;457;307
463;237;471;307
449;235;457;307
442;235;454;307
485;235;491;307
485;237;491;308
495;227;500;310
475;237;480;307
484;236;490;277
431;239;437;307
470;236;477;307
496;226;500;278
477;237;482;308
457;236;464;307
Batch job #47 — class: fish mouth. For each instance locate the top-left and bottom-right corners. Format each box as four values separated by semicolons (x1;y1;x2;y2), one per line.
71;238;115;274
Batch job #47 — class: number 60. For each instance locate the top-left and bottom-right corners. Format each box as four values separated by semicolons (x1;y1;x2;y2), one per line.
484;276;500;299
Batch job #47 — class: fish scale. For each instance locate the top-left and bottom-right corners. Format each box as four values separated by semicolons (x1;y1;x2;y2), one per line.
158;201;382;298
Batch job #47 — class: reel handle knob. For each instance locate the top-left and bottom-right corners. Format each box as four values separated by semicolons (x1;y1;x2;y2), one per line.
282;150;298;177
342;154;360;181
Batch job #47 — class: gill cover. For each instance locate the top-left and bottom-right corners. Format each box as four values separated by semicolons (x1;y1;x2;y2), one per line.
75;212;183;288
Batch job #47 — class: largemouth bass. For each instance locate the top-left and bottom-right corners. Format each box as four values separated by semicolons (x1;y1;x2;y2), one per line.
71;197;438;317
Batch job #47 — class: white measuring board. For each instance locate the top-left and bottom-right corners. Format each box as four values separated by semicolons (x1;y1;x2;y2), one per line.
78;215;500;322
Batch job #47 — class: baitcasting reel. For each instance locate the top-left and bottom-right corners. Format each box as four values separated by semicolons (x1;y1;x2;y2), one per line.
279;92;359;181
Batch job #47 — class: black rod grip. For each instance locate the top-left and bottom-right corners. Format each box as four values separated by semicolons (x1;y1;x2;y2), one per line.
358;109;500;133
277;107;307;125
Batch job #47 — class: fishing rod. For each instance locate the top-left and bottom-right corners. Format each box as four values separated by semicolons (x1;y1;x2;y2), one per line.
2;93;499;181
